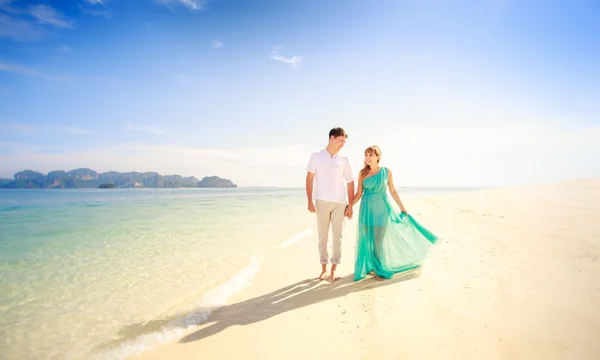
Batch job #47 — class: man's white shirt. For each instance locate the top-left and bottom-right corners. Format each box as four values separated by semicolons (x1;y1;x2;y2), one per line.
306;149;355;205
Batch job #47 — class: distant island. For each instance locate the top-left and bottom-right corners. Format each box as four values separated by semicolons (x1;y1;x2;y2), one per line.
0;168;237;189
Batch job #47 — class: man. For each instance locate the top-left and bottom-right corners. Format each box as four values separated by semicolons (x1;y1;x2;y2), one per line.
306;127;355;281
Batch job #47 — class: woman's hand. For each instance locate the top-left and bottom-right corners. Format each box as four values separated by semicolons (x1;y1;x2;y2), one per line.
345;205;353;219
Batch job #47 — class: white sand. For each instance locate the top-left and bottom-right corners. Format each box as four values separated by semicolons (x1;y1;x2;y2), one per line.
133;178;600;360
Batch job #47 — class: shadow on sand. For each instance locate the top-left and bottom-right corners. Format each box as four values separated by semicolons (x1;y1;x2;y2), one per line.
179;269;421;343
100;269;420;352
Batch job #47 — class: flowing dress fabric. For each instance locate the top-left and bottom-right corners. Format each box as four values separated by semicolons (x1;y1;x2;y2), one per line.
354;167;439;281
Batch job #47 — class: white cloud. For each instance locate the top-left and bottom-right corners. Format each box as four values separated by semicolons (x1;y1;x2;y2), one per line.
341;123;600;187
0;61;116;82
0;62;72;80
56;45;73;53
155;0;205;11
0;122;95;135
0;13;44;41
0;125;598;187
269;47;301;68
0;143;310;186
27;4;73;29
0;3;73;41
85;0;104;4
125;123;169;136
62;127;95;135
211;40;223;48
1;122;42;132
132;144;309;167
77;4;111;18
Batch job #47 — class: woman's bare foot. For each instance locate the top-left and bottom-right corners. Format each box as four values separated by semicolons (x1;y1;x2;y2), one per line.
367;270;375;276
374;274;385;281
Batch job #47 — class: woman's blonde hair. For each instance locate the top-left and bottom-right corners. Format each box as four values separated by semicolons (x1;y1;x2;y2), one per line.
359;145;381;179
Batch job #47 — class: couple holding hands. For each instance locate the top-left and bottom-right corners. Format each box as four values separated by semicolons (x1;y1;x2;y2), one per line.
306;127;438;282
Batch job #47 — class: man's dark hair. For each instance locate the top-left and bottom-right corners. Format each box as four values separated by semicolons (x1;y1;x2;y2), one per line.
329;127;348;139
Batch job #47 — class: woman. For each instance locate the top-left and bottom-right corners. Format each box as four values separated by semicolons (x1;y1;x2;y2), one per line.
351;145;439;281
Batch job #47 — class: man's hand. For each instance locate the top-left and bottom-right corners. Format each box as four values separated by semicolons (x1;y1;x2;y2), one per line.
345;205;353;219
308;201;315;213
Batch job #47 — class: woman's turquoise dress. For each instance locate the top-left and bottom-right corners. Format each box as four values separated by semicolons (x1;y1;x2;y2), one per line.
354;167;439;281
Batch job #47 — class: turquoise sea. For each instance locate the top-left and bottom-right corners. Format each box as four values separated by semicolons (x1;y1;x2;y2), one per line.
0;187;464;360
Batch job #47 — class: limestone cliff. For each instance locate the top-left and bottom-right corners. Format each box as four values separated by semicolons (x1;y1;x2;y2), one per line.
1;169;237;189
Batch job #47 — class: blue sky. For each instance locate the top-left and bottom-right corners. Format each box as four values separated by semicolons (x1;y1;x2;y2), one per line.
1;0;599;187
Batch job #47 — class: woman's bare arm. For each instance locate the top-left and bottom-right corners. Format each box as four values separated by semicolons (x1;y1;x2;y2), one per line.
387;169;407;213
351;173;364;206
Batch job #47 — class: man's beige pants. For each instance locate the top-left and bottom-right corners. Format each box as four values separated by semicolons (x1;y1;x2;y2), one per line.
315;199;346;265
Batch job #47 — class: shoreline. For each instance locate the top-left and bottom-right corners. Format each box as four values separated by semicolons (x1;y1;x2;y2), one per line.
129;177;600;360
92;189;450;359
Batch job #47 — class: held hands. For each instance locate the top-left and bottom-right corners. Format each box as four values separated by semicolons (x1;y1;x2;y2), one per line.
308;202;353;218
344;205;353;219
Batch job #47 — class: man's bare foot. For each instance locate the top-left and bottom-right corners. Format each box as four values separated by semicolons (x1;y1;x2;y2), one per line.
318;271;327;281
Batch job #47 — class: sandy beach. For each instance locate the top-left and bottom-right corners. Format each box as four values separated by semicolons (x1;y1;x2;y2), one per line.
132;178;600;360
